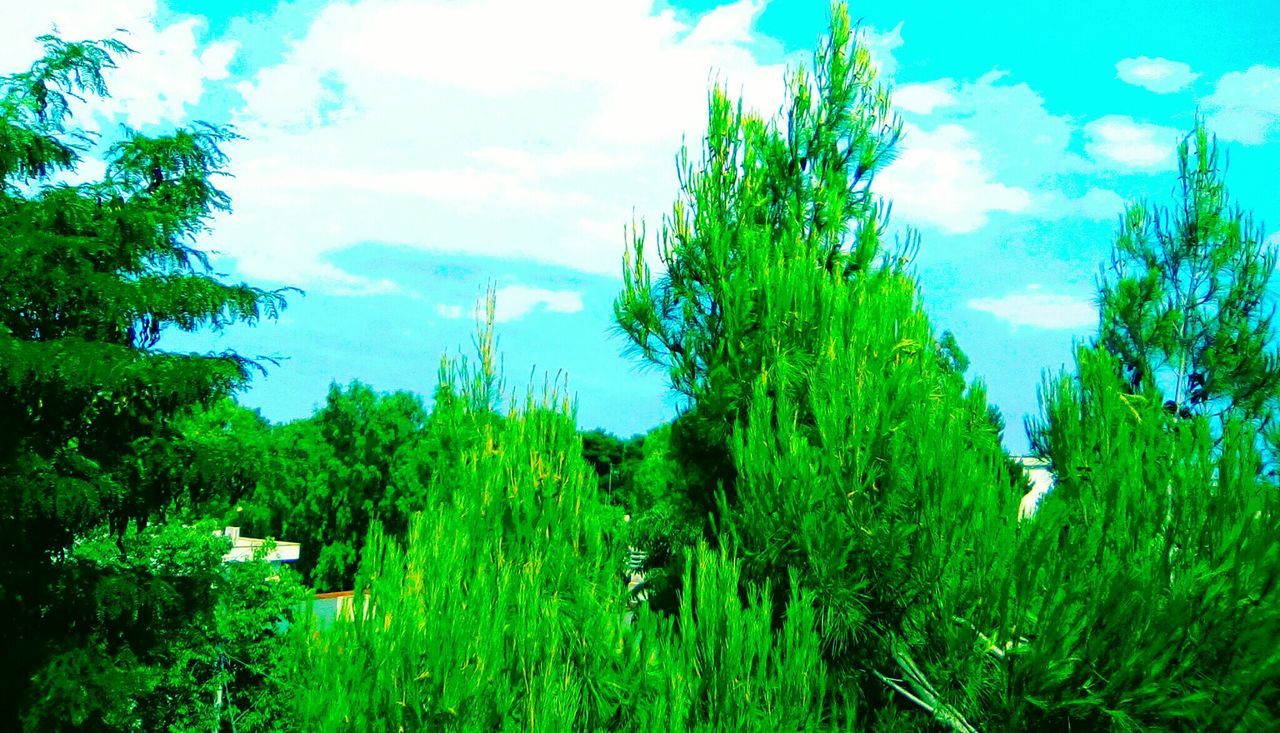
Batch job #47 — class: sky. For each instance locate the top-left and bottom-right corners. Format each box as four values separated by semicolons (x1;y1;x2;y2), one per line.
2;0;1278;452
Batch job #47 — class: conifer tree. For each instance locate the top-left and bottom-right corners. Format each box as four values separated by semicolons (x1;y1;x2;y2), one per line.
0;36;288;728
615;0;904;541
1009;123;1280;731
617;4;1024;728
1098;121;1280;437
1017;346;1280;730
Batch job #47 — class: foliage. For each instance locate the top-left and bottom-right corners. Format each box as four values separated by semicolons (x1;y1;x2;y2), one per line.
220;382;429;590
285;314;629;731
627;543;852;731
580;427;645;503
24;520;303;732
1098;121;1280;437
617;4;1023;728
0;34;289;729
614;1;903;528
285;312;849;731
727;270;1023;724
1009;346;1280;730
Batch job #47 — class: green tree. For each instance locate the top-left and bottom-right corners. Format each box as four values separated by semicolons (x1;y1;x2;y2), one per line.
1014;346;1280;730
613;2;902;529
580;427;645;502
231;382;429;590
0;35;288;728
1098;121;1280;437
27;521;304;732
1002;124;1280;731
616;5;1023;728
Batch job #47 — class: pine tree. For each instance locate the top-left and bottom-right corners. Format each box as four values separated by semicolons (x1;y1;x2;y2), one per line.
0;35;288;728
1098;121;1280;439
616;4;1024;728
614;0;901;531
1017;346;1280;730
1008;121;1280;731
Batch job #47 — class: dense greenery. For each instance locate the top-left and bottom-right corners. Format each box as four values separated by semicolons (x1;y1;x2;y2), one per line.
2;5;1278;731
0;34;294;730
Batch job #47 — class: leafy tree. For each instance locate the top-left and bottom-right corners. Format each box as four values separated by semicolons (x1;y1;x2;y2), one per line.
0;35;288;728
580;427;645;503
232;381;429;590
1098;121;1280;437
27;521;304;732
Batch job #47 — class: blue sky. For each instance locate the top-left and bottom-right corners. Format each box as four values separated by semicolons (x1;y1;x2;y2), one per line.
3;0;1278;452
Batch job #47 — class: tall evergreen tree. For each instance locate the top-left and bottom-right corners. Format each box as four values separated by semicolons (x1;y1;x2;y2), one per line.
614;0;902;529
0;35;288;728
1098;121;1280;438
617;5;1024;728
1008;123;1280;731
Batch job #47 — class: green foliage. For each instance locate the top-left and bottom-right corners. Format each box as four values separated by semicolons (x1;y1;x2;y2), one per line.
285;313;848;731
617;4;1023;728
580;427;645;502
0;34;290;728
225;382;428;590
24;521;303;732
614;1;902;527
286;316;628;731
627;544;852;731
1008;347;1280;730
1098;120;1280;436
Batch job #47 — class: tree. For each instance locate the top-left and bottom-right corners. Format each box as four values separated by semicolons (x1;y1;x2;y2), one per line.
0;35;288;728
1005;124;1280;730
1098;120;1280;438
1016;346;1280;730
616;4;1023;728
26;521;304;732
235;382;431;589
614;0;902;531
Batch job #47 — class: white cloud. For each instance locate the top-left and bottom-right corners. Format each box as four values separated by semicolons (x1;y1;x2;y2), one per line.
969;286;1096;329
877;122;1032;233
880;71;1123;233
894;81;955;114
438;286;583;323
491;286;584;322
436;303;464;319
1084;115;1180;171
207;0;828;291
860;22;903;78
1204;65;1280;144
1115;56;1198;94
0;0;234;129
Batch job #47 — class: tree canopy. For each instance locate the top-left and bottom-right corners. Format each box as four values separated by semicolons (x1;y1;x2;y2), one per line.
0;34;290;729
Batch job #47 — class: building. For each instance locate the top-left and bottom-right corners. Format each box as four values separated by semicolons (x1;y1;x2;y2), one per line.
216;526;301;564
1017;456;1055;519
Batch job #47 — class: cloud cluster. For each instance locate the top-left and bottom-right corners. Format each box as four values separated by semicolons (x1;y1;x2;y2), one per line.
876;122;1032;233
969;286;1096;329
438;286;584;324
879;72;1118;233
211;0;813;291
1204;65;1280;145
1116;56;1198;94
1083;115;1180;171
